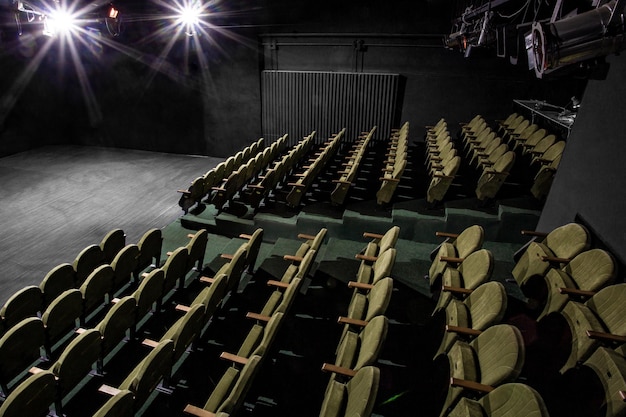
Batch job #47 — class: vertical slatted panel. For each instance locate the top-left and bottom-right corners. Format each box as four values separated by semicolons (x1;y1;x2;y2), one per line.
262;71;399;146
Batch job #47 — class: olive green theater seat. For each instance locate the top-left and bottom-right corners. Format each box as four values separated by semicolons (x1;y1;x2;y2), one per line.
100;228;126;264
319;365;380;417
0;370;56;417
428;225;484;287
92;389;134;417
0;317;45;396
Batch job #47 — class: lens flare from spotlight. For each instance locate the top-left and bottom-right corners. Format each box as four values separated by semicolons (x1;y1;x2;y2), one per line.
43;9;77;37
175;1;204;36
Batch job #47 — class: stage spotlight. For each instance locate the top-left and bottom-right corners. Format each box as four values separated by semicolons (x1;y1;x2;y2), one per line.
175;0;205;36
43;8;77;37
530;0;626;78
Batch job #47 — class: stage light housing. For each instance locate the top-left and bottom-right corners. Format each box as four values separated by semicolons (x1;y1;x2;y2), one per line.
530;0;626;78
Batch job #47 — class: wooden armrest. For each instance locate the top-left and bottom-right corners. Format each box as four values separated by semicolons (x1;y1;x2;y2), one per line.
294;173;307;177
111;297;121;304
75;328;87;334
142;338;160;348
183;404;216;417
435;231;459;238
558;287;595;297
166;251;173;256
239;233;253;240
221;253;234;260
439;256;464;263
247;184;265;189
363;232;384;239
99;384;122;396
321;363;357;377
220;351;248;365
521;230;548;237
29;366;45;375
347;281;374;290
283;254;303;262
337;316;368;327
446;325;482;336
187;233;195;239
246;312;271;322
298;233;317;240
541;255;570;263
355;254;377;262
586;330;626;343
175;304;191;313
211;186;226;192
620;390;626;402
287;182;305;187
177;189;191;195
379;177;400;182
433;174;455;179
141;272;150;279
332;179;351;184
442;285;473;295
267;279;289;288
450;378;494;393
200;276;215;284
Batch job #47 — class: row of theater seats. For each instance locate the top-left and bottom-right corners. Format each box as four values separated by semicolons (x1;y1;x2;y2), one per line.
377;122;409;205
183;230;324;416
178;136;287;213
425;222;626;417
285;129;345;208
245;132;316;209
496;112;566;200
0;223;271;416
329;126;375;206
424;119;461;205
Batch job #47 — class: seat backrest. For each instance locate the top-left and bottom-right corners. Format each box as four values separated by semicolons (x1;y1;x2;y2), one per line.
0;285;43;329
192;273;228;323
238;311;284;359
543;222;590;260
0;370;56;417
41;289;83;347
100;229;126;264
162;246;189;294
541;141;566;163
136;228;163;271
294;249;317;281
307;228;328;252
454;225;484;259
343;366;380;417
80;264;114;315
371;249;396;285
96;295;137;356
0;317;45;388
73;244;105;286
478;383;550;417
187;229;208;272
224;246;248;293
472;324;525;386
353;315;389;370
564;248;617;292
244;228;264;272
39;263;76;306
133;269;165;318
51;328;102;391
464;281;507;330
164;304;205;363
586;283;626;336
584;347;626;417
119;339;174;406
92;389;134;417
378;226;400;255
363;277;394;322
217;355;262;415
111;244;140;292
458;249;494;290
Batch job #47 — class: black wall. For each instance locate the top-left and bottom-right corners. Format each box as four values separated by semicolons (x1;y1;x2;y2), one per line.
538;52;626;267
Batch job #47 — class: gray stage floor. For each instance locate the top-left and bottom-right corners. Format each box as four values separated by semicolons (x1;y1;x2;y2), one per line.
0;145;220;305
